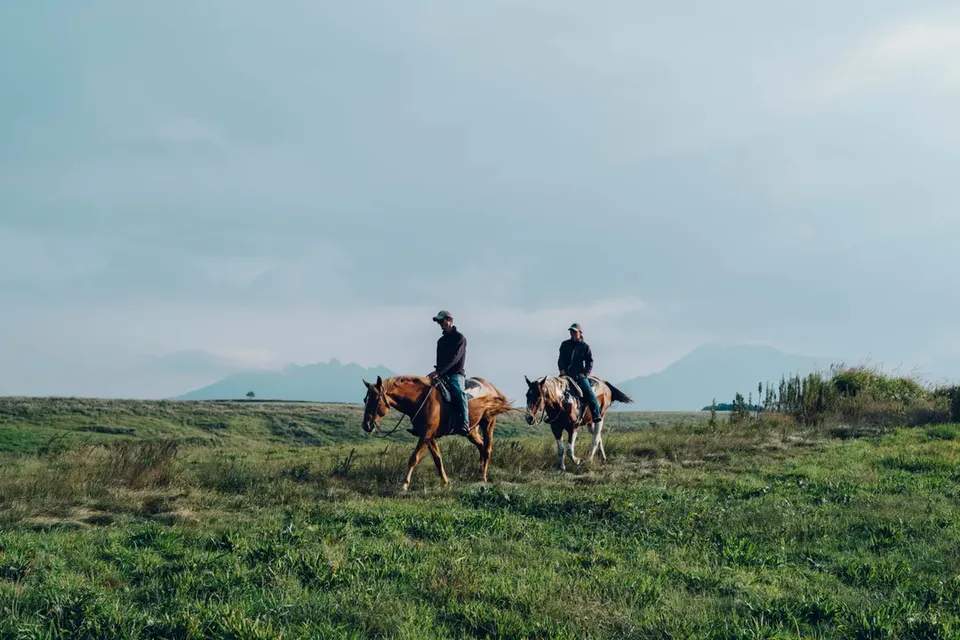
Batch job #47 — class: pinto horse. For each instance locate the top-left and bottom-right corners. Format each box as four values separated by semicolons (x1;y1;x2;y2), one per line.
361;375;515;492
523;374;633;470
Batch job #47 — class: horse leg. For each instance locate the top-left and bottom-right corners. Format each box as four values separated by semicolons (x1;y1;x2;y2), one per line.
567;427;581;465
401;437;430;492
550;424;565;471
426;439;449;486
588;417;605;462
466;423;489;483
481;415;496;483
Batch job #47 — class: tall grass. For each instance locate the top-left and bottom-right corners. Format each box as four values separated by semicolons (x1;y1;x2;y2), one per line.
735;363;954;430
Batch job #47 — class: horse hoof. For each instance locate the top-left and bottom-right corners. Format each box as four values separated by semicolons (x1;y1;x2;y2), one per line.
401;483;410;493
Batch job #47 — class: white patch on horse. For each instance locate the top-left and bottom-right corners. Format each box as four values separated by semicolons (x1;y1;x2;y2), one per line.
464;378;493;401
544;377;566;400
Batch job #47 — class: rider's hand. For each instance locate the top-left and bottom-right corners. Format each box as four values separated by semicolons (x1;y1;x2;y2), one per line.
559;370;566;376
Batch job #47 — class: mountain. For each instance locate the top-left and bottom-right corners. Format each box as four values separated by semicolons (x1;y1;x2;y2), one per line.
173;358;396;402
614;344;832;411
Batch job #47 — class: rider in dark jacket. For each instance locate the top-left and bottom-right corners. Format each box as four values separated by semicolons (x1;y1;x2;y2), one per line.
428;310;471;435
558;323;602;421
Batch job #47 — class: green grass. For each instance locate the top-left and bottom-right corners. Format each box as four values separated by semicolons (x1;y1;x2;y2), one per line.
0;397;704;455
0;398;958;638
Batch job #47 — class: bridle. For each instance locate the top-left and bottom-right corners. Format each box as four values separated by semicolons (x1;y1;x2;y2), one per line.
364;381;435;438
526;386;563;426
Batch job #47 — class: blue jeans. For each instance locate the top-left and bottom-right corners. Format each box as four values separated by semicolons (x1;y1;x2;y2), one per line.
575;375;602;421
444;374;470;429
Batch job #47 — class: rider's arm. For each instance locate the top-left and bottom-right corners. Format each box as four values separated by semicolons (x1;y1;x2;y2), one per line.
582;343;594;376
558;342;566;374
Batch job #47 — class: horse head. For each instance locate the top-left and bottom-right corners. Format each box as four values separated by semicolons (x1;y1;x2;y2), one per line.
523;375;550;425
361;376;389;432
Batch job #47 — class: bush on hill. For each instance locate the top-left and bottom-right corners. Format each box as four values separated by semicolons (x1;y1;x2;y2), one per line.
728;364;954;429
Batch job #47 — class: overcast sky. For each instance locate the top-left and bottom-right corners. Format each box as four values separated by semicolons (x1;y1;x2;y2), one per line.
2;1;959;399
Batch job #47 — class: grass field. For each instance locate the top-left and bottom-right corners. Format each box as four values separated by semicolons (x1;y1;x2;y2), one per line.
0;398;958;638
0;397;702;455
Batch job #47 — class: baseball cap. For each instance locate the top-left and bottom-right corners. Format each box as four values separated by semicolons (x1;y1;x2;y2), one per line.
569;323;582;333
433;310;453;322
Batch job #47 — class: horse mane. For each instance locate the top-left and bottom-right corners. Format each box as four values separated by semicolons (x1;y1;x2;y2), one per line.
535;375;568;406
384;374;430;389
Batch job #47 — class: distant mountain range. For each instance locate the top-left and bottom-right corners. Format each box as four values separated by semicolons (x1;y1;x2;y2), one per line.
613;344;832;411
172;345;834;411
173;358;395;403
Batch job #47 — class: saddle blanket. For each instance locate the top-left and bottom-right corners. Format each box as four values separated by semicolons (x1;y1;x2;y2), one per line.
436;377;490;404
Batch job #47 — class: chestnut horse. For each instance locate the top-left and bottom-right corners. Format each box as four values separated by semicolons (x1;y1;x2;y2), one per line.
361;375;515;492
523;374;633;470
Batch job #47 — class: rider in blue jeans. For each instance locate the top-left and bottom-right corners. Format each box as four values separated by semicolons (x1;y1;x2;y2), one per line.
428;310;471;435
557;322;602;422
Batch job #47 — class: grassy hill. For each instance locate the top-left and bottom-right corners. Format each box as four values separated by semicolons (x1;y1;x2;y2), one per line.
0;396;706;455
0;395;958;637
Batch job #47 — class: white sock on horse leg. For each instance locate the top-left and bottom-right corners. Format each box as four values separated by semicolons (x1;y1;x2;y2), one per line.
556;438;565;469
589;419;604;459
568;431;579;460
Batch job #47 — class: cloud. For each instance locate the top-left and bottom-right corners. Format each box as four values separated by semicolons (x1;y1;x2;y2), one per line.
0;295;663;399
460;296;646;338
805;21;960;104
3;2;960;397
145;348;283;376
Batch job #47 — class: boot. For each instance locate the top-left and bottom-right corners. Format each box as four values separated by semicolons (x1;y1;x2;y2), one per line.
451;415;472;436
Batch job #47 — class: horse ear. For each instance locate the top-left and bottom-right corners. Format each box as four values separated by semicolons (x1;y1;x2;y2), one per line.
524;375;532;387
376;376;383;388
362;378;371;389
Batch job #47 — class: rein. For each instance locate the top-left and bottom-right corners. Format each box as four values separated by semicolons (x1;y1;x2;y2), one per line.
528;393;564;426
528;377;587;426
369;381;435;438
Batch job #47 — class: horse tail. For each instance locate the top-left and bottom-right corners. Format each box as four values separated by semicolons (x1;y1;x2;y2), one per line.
488;394;520;417
606;381;634;405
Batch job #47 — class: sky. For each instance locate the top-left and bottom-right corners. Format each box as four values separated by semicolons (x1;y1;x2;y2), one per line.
2;1;960;400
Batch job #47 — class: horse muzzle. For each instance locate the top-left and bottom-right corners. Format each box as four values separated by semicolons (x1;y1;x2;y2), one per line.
362;419;377;433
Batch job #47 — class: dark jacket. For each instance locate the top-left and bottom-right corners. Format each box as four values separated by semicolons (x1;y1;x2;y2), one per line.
558;338;593;376
435;327;466;377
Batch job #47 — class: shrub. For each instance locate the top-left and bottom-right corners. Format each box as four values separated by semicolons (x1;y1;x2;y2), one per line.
933;385;960;422
735;364;952;429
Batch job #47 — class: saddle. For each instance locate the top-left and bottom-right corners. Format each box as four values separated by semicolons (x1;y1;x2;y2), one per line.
560;375;584;398
435;376;483;403
559;375;601;424
433;377;484;433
